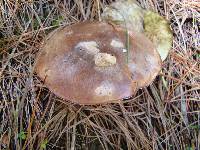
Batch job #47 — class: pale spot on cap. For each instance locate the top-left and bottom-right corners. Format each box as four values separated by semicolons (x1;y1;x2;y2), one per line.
110;39;124;48
123;49;127;52
95;81;114;96
75;41;100;55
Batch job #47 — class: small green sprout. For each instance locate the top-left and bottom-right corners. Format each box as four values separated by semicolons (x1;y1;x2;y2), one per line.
52;16;64;26
18;131;26;140
40;139;48;149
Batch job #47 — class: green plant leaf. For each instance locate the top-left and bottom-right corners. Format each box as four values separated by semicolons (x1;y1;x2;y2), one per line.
186;146;194;150
189;124;200;130
52;16;64;26
197;53;200;58
40;139;48;149
18;131;26;140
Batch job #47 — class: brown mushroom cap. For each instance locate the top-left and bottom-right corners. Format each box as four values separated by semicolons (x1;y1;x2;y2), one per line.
35;22;161;105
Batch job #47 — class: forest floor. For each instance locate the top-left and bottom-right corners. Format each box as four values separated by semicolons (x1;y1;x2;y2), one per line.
0;0;200;149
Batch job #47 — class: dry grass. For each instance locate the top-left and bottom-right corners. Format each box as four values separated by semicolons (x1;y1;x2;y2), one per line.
0;0;200;149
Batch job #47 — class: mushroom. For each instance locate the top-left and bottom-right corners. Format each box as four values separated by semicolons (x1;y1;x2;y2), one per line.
101;0;144;33
101;0;173;61
144;11;173;61
35;21;161;105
